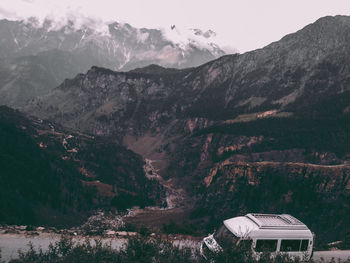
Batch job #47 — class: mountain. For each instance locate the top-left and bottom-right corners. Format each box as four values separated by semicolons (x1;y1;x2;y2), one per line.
0;18;228;108
0;106;164;227
0;49;87;107
0;18;226;69
24;15;350;245
27;15;350;126
25;15;350;177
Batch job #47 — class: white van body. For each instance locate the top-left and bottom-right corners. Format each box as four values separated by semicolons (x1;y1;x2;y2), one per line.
201;213;313;261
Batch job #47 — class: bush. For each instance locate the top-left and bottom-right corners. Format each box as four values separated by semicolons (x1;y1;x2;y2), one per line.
6;236;195;263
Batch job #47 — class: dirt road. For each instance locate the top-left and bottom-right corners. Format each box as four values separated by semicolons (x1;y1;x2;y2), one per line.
313;250;350;262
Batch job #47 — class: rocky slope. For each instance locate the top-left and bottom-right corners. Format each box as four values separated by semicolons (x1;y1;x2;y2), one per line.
0;106;164;227
0;18;227;108
22;15;350;245
28;16;350;128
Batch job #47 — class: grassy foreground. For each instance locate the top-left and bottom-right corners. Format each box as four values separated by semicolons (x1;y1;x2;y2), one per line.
1;236;349;263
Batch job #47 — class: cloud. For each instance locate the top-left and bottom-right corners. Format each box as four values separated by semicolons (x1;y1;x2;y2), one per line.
1;0;350;53
0;7;18;19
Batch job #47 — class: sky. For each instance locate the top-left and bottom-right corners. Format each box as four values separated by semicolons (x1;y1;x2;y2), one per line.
1;0;350;53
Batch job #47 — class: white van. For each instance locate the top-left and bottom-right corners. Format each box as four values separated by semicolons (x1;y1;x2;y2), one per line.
200;213;314;261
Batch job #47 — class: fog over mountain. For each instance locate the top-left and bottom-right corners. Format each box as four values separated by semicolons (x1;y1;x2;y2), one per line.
0;17;230;107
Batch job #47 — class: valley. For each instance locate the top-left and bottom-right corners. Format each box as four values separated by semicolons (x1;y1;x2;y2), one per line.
1;14;350;262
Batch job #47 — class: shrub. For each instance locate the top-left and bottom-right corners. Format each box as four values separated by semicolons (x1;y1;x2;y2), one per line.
6;235;350;263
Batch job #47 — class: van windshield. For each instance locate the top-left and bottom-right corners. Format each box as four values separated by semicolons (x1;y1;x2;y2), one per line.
214;225;238;247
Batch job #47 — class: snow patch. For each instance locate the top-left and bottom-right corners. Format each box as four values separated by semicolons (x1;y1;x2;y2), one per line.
13;37;19;47
161;24;236;55
136;29;149;43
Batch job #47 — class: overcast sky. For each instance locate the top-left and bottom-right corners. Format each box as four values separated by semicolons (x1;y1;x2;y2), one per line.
1;0;350;53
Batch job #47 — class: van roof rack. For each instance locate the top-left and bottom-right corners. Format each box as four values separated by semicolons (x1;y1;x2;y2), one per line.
246;213;308;230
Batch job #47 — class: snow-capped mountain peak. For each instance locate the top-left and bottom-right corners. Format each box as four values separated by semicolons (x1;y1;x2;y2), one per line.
0;17;235;73
161;24;226;56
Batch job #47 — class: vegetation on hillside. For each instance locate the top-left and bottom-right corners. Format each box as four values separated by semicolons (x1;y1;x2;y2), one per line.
0;109;93;226
195;115;350;158
0;106;164;227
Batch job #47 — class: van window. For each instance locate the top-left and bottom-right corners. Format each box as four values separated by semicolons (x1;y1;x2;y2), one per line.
255;240;278;252
280;240;300;251
214;225;236;240
214;225;238;248
280;240;309;252
300;240;309;251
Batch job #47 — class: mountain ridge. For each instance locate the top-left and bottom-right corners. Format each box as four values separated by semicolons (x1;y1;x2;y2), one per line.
0;18;227;69
0;17;229;107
